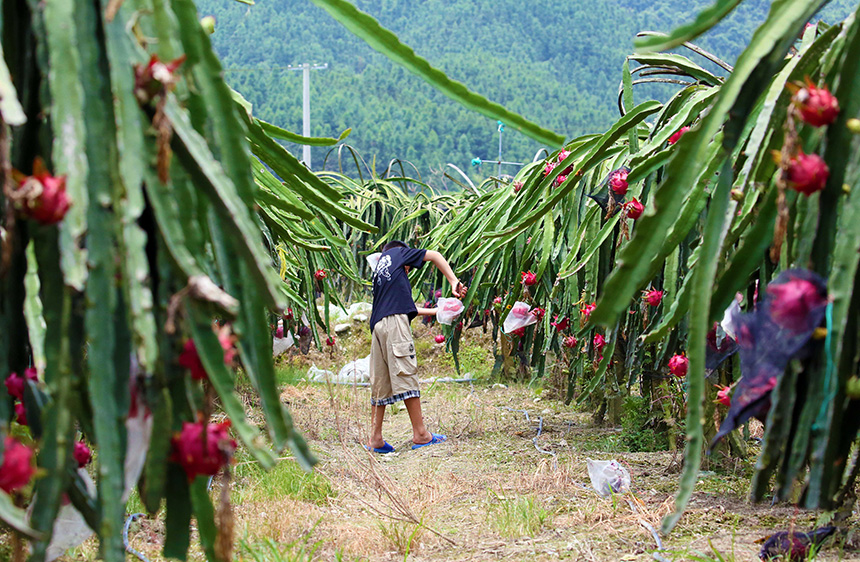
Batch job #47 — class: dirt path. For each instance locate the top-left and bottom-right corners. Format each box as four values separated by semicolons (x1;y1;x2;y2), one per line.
226;375;858;561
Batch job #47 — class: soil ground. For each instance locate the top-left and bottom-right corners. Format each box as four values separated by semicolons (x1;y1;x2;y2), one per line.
39;322;860;561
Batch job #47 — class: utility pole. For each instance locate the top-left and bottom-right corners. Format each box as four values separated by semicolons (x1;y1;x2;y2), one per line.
287;62;328;169
470;121;524;181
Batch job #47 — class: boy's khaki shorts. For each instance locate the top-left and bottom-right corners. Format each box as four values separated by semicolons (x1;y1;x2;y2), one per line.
370;314;419;406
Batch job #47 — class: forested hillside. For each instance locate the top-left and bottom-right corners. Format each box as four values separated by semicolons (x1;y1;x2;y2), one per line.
198;0;853;185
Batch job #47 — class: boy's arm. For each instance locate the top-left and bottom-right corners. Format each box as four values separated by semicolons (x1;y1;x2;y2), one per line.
415;306;437;317
423;250;468;298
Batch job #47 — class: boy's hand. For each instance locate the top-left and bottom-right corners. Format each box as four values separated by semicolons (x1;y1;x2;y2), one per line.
452;280;468;299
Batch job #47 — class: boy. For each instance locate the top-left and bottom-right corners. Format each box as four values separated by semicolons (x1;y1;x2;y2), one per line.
367;241;467;452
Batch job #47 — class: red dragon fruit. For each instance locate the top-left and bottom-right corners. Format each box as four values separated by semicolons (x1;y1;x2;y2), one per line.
14;160;71;225
0;437;35;493
73;441;93;468
643;289;664;307
171;421;236;479
786;150;829;195
669;354;689;378
609;168;629;195
626;198;645;219
521;271;537;286
792;79;839;127
668;126;690;146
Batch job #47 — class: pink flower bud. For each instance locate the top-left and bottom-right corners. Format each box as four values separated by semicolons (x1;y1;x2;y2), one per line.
553;174;568;188
326;336;336;347
551;315;570;332
668;354;688;378
4;368;38;400
793;80;839;127
557;149;570;162
512;181;524;194
609;169;629;195
626;198;645;220
786;150;829;195
593;334;606;353
283;308;294;321
668;126;690;146
766;276;828;331
171;421;236;480
716;385;732;407
73;441;92;468
0;437;35;493
275;326;284;339
521;271;537;286
134;54;186;105
15;160;71;225
531;307;546;321
643;289;664;307
581;303;597;319
493;296;503;305
543;161;558;177
314;269;327;281
512;327;526;337
563;335;578;349
15;402;27;426
434;334;446;344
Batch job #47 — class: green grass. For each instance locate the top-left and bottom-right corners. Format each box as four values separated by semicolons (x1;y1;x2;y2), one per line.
237;533;322;562
231;458;334;505
274;365;308;387
440;343;494;379
487;493;552;538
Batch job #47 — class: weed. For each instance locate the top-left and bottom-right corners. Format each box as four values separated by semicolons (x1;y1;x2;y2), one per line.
274;365;309;387
440;343;494;379
621;395;669;452
376;520;424;555
237;535;322;562
232;459;334;505
487;492;552;538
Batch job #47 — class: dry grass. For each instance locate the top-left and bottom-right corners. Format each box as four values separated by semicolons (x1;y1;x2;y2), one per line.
42;324;860;562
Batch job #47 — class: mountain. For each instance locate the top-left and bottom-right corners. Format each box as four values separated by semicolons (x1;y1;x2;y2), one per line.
196;0;855;185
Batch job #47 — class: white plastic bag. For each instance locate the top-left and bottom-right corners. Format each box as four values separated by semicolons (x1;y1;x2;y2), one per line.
307;365;334;382
503;301;538;334
336;355;371;383
367;252;382;272
436;297;465;325
587;458;631;496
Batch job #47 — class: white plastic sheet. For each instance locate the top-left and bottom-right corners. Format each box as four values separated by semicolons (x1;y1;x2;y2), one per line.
586;458;631;496
436;297;465;325
502;301;538;334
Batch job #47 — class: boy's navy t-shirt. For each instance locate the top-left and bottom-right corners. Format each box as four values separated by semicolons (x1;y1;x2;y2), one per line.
370;247;427;332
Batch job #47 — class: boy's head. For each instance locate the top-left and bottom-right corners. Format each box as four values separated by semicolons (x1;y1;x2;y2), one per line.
382;240;408;252
381;240;415;272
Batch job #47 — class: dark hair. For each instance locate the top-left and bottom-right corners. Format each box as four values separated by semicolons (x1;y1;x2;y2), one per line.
382;240;408;252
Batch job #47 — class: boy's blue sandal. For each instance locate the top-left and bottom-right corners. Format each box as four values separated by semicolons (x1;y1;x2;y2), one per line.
366;442;395;454
411;433;447;450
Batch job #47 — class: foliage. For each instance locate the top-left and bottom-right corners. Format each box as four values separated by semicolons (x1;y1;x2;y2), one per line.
0;0;368;559
197;0;855;183
621;395;669;452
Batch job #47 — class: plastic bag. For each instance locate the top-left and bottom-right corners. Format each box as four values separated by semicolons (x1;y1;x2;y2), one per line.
336;355;371;383
367;252;382;272
436;297;465;325
587;458;631;496
502;301;538;334
307;365;335;382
